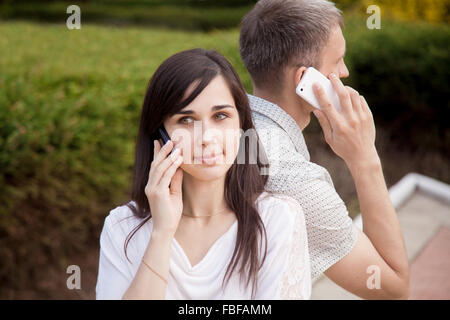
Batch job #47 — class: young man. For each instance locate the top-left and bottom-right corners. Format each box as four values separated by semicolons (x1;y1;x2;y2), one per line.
239;0;410;299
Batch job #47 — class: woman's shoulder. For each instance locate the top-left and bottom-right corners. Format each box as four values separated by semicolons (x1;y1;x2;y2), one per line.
103;201;149;236
255;191;305;229
255;191;304;214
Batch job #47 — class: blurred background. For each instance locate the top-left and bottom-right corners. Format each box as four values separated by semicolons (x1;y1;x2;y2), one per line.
0;0;449;299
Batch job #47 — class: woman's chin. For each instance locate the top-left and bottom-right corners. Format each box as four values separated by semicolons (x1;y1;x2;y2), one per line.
183;164;231;182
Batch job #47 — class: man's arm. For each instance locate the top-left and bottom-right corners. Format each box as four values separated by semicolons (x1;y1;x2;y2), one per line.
313;74;410;299
324;158;410;299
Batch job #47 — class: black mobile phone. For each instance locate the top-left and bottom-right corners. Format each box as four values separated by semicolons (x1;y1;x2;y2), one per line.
157;125;174;155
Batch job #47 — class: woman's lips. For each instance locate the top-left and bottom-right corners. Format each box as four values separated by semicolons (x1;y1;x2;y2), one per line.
194;152;223;165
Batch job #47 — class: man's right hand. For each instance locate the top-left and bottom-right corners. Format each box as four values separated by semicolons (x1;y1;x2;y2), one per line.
312;74;410;300
312;73;380;169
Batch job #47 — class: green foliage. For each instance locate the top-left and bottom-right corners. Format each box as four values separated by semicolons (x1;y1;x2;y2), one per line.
364;0;450;24
0;1;254;31
344;17;450;152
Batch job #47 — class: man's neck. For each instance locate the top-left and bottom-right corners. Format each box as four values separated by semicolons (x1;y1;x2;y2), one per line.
252;87;312;131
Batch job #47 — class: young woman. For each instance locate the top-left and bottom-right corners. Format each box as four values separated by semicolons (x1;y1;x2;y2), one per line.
95;48;311;299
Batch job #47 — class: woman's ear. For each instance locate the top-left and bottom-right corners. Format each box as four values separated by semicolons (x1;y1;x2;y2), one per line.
295;66;308;87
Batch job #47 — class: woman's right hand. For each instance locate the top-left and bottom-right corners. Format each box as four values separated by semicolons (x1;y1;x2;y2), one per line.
145;140;184;236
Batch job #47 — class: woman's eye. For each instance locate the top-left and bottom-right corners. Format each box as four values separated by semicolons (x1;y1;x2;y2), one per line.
215;112;228;120
178;117;193;124
178;113;228;124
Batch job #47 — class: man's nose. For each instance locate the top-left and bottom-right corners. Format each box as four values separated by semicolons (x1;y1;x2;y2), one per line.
340;64;350;79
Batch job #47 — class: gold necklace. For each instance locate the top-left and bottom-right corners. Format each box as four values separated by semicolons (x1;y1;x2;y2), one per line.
182;207;229;218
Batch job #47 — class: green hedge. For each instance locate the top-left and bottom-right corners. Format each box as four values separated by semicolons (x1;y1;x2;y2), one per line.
0;63;136;296
0;1;254;31
343;18;449;152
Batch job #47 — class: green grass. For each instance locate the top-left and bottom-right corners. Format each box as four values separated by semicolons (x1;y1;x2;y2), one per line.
0;21;248;79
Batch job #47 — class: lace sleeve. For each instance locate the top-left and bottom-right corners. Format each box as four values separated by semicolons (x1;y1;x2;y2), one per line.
278;197;312;300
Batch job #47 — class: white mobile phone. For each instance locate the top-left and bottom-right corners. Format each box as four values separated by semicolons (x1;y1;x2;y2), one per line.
295;67;342;112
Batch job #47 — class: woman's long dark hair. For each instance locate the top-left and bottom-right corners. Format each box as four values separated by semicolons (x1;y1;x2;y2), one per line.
123;48;270;298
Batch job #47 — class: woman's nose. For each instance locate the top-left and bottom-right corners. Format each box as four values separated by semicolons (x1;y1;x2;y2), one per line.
198;120;221;143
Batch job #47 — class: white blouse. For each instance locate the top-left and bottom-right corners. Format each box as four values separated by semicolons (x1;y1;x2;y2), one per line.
95;191;311;300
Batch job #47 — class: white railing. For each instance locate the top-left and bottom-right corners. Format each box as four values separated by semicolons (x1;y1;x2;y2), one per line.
313;173;450;286
353;173;450;230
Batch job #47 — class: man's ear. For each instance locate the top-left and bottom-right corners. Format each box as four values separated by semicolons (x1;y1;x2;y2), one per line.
294;66;308;87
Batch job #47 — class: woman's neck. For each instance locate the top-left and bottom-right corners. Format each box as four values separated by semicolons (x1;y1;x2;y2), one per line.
181;174;230;222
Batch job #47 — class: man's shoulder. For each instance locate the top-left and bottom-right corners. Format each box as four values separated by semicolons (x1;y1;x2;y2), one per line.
252;122;335;188
252;111;289;142
251;112;309;165
248;93;311;160
248;95;284;130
